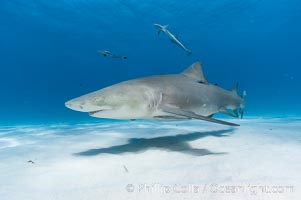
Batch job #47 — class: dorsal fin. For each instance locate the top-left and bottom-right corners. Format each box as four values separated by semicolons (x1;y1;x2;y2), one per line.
231;82;238;94
181;62;208;83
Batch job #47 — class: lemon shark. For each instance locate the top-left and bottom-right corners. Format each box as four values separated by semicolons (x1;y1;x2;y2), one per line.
65;62;246;126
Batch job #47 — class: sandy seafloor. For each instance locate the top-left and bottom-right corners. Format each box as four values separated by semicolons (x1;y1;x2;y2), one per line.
0;117;300;200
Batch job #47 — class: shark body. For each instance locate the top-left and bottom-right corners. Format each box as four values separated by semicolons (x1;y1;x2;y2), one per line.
153;23;192;55
65;62;246;126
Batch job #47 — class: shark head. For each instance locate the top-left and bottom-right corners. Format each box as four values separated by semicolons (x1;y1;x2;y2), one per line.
153;23;168;34
65;83;154;120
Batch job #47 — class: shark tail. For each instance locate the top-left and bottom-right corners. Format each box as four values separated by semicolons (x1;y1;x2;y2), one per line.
186;49;192;55
239;90;247;119
230;83;246;119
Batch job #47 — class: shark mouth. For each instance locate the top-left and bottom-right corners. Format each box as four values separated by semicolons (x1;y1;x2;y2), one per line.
88;107;112;116
89;110;104;115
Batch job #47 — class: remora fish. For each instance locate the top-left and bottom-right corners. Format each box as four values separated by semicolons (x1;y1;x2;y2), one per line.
98;50;127;60
65;62;246;126
153;23;192;55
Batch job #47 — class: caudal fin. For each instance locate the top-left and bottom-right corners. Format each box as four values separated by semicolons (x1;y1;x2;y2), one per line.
186;49;192;55
239;90;247;119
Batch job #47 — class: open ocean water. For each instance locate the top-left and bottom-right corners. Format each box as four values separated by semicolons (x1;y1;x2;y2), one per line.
0;1;301;200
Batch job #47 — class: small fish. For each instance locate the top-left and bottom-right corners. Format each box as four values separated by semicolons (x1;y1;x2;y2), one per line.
153;23;192;55
98;50;127;60
28;160;35;164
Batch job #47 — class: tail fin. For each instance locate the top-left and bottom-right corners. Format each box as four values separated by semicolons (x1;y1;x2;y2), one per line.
186;49;192;55
239;90;247;119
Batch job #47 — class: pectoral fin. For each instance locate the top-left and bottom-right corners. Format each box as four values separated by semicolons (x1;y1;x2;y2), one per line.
161;106;239;126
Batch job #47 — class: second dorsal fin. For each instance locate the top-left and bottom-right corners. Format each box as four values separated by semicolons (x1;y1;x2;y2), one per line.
231;82;238;94
181;62;208;83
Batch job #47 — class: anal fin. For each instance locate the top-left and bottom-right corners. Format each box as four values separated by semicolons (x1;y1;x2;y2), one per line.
220;108;239;118
233;109;239;118
161;106;239;126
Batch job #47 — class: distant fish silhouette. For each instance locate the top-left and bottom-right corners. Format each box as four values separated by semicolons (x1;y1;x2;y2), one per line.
153;23;192;55
27;160;35;164
98;50;127;60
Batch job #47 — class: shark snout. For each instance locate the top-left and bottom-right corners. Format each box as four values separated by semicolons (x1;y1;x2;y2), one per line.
65;98;113;113
65;100;85;112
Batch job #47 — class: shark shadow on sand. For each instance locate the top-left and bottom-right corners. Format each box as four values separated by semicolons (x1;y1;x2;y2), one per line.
74;129;234;157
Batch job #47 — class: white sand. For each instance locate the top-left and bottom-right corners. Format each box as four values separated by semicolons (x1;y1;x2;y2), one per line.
0;118;300;200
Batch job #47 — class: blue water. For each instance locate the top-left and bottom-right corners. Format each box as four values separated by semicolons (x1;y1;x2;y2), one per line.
1;0;301;124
